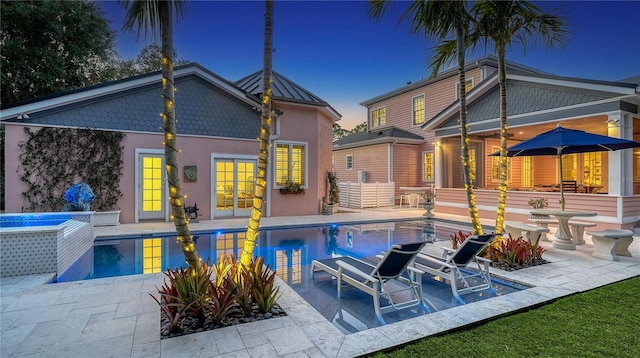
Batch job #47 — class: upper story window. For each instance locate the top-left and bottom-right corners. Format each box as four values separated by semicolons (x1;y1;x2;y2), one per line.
346;154;353;170
371;107;386;127
455;78;475;100
275;142;307;187
413;95;425;126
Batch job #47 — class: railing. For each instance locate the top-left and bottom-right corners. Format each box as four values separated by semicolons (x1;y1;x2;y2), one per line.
338;182;395;209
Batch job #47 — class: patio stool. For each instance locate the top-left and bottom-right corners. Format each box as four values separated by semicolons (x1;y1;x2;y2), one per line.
527;218;558;242
399;192;412;208
586;229;634;261
568;221;597;245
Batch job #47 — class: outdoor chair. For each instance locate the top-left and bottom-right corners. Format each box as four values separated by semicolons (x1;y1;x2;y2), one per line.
562;180;578;193
412;233;497;303
310;241;428;324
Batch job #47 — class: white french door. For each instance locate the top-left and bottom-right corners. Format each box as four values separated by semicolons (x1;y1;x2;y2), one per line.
213;158;256;217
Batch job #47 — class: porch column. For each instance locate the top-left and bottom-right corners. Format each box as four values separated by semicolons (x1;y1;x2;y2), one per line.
434;140;442;189
607;111;633;196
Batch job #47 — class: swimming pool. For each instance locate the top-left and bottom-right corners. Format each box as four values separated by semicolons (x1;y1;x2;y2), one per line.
56;218;526;333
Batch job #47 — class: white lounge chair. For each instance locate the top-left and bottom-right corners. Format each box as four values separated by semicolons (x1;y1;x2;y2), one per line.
413;233;497;303
310;241;427;324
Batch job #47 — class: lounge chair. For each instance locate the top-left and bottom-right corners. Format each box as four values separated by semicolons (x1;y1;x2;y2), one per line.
310;241;427;324
412;233;497;303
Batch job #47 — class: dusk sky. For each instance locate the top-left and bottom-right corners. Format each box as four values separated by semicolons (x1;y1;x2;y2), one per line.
99;1;640;129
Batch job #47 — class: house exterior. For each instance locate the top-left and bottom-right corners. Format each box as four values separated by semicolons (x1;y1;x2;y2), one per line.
334;55;640;230
2;63;340;224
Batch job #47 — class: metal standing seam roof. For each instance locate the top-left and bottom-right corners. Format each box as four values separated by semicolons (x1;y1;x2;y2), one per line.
235;70;341;118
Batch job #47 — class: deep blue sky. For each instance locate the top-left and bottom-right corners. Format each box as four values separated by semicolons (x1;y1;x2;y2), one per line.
99;0;640;129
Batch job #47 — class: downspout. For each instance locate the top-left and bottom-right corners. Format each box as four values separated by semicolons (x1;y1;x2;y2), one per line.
266;115;280;217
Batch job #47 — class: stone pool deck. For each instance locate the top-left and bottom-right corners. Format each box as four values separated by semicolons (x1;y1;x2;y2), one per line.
2;207;639;357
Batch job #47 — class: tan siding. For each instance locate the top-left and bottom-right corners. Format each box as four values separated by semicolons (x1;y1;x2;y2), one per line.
366;68;485;137
333;144;389;183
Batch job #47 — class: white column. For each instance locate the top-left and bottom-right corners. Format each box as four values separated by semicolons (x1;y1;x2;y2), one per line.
434;140;442;189
607;111;633;196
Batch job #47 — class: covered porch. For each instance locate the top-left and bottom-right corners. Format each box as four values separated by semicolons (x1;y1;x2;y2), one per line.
424;72;640;229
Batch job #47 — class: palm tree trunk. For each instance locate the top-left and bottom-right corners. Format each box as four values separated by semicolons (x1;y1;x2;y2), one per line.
241;0;273;267
457;22;483;235
495;46;508;236
161;5;200;269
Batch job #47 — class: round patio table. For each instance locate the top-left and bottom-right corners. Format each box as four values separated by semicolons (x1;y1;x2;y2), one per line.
530;209;597;250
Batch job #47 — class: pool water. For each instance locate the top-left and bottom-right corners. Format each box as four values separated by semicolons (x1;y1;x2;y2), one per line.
56;218;526;333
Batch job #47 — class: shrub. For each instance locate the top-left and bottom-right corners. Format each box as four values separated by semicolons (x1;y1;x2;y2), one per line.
153;255;284;337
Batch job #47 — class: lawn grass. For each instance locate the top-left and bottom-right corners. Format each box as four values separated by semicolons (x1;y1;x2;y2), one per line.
369;276;640;357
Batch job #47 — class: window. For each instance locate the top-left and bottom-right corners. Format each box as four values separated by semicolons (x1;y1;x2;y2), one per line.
371;107;386;127
413;95;425;125
455;78;475;99
275;142;307;187
423;151;434;181
490;147;511;183
346;154;353;170
522;156;532;188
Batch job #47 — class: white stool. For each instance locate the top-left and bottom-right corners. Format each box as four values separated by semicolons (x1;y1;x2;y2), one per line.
399;192;412;208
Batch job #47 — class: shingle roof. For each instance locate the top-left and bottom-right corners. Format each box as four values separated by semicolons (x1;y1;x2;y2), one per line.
333;127;424;150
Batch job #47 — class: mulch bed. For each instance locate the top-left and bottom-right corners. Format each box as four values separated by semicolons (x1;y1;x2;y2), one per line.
161;303;288;339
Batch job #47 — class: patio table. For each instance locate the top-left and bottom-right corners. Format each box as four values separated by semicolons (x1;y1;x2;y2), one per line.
530;209;597;250
399;187;431;208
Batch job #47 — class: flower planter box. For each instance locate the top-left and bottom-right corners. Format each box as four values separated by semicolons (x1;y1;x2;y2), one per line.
279;189;304;195
93;210;121;226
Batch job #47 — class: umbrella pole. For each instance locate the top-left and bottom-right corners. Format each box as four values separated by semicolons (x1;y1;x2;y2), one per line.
558;148;565;210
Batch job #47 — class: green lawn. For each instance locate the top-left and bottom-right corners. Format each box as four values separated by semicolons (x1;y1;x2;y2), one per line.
369;277;640;357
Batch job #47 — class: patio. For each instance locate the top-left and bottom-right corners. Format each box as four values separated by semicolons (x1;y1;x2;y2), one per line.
2;207;639;357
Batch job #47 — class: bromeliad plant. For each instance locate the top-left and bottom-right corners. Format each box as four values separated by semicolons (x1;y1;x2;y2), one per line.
448;230;545;270
152;254;283;338
488;233;546;270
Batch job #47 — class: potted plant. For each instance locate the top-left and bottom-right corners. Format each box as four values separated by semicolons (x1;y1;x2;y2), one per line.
528;197;549;219
326;171;340;214
422;191;436;218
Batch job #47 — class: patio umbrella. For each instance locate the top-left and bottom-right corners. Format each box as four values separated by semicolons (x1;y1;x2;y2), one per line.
489;124;640;210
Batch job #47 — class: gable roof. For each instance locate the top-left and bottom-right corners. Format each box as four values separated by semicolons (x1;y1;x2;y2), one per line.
235;70;341;120
333;126;424;150
360;55;546;107
423;71;640;138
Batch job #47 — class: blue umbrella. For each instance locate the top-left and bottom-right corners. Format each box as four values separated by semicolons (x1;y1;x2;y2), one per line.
490;124;640;210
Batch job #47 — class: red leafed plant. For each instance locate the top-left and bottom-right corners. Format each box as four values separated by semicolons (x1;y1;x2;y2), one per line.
450;230;473;249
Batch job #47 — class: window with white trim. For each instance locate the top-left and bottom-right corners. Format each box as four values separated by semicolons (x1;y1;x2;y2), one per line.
422;151;434;181
346;154;353;170
455;78;474;99
371;107;386;127
275;142;307;187
413;95;425;125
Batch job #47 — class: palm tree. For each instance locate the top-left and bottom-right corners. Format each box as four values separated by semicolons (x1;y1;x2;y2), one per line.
120;0;201;269
240;0;274;267
369;0;484;234
470;0;568;235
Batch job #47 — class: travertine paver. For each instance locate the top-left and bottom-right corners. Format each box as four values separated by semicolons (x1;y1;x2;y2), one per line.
1;209;639;357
